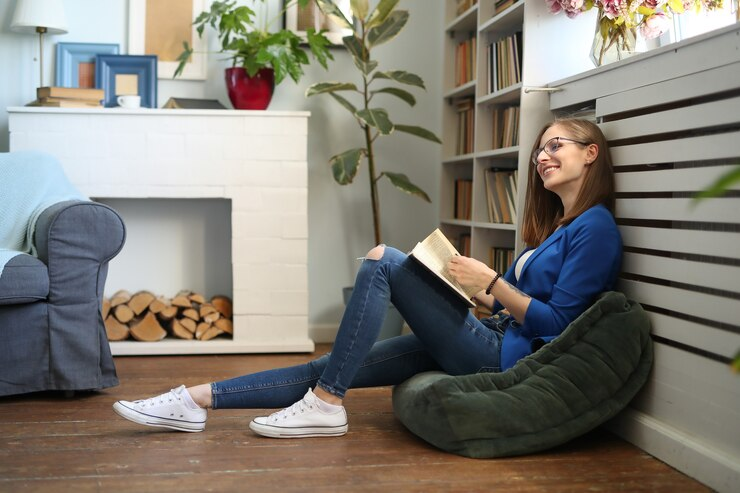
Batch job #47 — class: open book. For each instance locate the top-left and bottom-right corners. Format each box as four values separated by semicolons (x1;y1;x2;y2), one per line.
409;229;477;307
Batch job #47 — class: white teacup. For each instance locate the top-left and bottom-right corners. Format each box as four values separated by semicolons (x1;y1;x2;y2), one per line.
117;95;141;109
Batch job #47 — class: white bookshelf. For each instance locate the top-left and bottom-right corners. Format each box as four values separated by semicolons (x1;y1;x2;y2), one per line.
441;0;596;265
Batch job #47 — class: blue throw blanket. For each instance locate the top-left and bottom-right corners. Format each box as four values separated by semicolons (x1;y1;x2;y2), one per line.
0;151;87;277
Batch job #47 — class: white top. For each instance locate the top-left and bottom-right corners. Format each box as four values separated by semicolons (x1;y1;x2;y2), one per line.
515;248;536;281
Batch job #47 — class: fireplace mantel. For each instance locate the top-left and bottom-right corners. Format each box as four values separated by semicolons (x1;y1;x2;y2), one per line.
8;107;313;355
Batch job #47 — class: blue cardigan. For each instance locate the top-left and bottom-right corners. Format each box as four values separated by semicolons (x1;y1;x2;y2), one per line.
492;204;622;370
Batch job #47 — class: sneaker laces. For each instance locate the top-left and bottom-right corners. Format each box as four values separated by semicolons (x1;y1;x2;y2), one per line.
268;395;316;422
135;388;182;408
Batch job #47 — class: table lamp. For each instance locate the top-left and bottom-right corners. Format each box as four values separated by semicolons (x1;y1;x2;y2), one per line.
11;0;69;88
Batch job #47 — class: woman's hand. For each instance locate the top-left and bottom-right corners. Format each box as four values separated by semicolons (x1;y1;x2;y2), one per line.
449;255;531;324
447;255;495;294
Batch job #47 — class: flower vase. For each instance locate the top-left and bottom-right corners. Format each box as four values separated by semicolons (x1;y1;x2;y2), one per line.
590;21;638;66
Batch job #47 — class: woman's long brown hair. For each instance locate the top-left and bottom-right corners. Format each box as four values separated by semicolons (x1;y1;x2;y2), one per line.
520;118;615;247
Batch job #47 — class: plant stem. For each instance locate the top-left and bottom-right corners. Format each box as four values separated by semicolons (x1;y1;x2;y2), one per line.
359;18;380;245
366;123;380;245
364;92;381;246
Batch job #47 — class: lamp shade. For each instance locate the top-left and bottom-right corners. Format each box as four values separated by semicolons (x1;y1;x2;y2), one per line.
11;0;68;35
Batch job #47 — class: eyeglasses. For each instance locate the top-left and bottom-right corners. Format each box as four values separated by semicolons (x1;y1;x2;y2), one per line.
531;137;590;166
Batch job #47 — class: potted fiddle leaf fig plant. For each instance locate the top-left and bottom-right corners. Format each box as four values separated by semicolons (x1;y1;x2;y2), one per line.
308;0;441;340
307;0;441;245
175;0;334;109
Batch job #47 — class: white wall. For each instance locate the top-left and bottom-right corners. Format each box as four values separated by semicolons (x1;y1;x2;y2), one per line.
0;0;443;339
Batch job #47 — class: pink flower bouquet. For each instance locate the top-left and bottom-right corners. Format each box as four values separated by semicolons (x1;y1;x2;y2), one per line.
546;1;725;64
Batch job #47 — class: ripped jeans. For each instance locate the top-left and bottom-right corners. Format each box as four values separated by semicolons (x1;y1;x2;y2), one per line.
211;246;504;409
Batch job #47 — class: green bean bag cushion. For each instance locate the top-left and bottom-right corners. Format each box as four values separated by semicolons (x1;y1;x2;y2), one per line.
392;291;653;458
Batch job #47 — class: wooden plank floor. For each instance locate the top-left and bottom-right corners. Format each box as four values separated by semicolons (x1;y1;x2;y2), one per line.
0;345;709;492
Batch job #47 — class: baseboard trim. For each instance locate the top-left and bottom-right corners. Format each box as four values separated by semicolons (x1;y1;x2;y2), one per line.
606;408;740;493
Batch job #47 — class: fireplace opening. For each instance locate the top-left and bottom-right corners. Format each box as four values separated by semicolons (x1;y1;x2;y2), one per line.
96;198;233;342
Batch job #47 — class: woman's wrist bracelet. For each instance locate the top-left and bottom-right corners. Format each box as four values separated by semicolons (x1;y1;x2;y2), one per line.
485;273;501;295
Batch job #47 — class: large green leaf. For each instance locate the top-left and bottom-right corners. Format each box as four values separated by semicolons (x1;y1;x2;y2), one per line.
357;108;393;134
351;0;369;20
393;124;441;143
693;165;740;201
367;0;400;28
367;10;408;47
174;42;194;78
316;0;354;29
330;92;358;115
331;148;364;184
343;35;367;61
306;29;334;69
354;57;378;75
306;82;357;97
373;70;425;89
371;87;415;106
381;172;431;202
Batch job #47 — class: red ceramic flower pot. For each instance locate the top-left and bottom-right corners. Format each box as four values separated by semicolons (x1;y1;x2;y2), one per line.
225;67;275;110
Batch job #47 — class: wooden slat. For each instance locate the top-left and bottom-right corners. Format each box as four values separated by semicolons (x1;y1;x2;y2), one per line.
615;165;740;193
596;61;740;118
621;252;740;294
619;279;737;327
600;96;740;141
637;343;740;416
616;197;740;223
609;131;740;167
647;312;738;359
628;344;740;455
549;24;740;110
619;226;740;260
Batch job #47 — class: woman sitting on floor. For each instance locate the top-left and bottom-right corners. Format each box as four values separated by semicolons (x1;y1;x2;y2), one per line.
113;117;622;438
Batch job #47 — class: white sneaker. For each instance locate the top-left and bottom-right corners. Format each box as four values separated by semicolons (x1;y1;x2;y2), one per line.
113;385;207;432
249;388;348;438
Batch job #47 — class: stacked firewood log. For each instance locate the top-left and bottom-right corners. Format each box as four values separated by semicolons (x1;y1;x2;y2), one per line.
103;290;233;342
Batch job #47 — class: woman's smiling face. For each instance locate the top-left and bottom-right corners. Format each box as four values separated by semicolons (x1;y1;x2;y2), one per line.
534;124;597;202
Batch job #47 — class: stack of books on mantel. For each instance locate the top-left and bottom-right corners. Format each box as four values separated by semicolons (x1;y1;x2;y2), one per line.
27;87;104;108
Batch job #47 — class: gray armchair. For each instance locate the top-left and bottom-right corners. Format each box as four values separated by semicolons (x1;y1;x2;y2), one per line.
0;151;126;396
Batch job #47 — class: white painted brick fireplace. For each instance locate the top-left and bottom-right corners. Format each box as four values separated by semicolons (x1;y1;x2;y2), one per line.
8;107;313;355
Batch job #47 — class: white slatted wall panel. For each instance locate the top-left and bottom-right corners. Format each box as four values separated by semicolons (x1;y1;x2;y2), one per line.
548;25;740;493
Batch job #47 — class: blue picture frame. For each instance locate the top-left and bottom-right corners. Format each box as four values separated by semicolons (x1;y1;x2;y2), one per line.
95;54;158;108
55;42;119;88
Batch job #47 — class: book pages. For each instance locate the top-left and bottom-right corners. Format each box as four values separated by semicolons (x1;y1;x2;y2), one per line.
410;229;477;307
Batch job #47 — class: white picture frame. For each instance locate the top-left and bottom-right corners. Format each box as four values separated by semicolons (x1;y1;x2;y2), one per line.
128;0;207;80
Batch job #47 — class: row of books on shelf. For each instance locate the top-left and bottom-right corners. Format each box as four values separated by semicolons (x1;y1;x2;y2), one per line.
484;168;518;224
493;0;517;15
450;235;513;276
486;31;522;94
456;0;478;16
492;105;520;149
454;179;473;220
474;244;515;320
455;37;477;87
455;97;475;155
490;246;515;276
27;86;104;108
458;233;471;257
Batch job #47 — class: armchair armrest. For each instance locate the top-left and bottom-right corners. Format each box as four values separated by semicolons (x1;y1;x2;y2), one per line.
35;200;126;267
32;200;126;390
